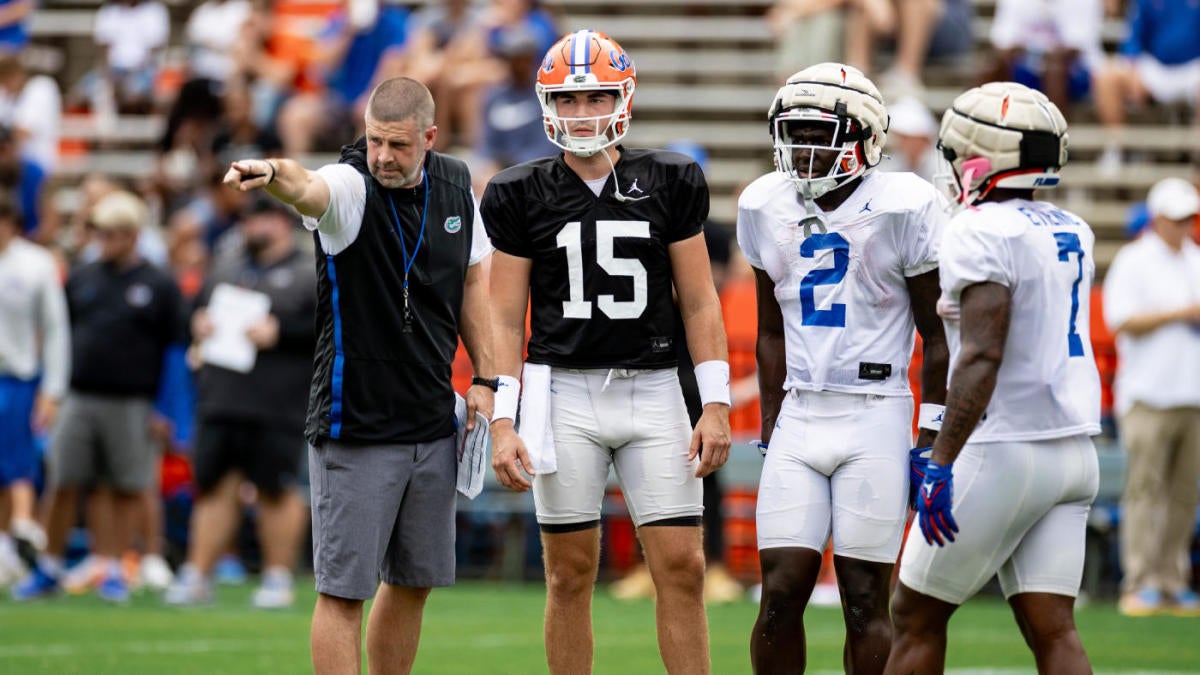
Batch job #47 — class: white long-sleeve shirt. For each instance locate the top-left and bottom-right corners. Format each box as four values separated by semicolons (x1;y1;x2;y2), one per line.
0;237;70;398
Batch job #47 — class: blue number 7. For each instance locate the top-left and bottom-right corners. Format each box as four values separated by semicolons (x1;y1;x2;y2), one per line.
799;232;849;327
1053;232;1085;357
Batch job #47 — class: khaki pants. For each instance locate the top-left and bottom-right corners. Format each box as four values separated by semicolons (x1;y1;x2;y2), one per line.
1118;403;1200;594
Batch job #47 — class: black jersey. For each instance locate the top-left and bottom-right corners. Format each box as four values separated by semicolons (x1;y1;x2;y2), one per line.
482;147;708;369
65;259;184;397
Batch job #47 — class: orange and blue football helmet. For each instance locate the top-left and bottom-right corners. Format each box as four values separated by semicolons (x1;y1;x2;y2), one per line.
535;29;636;157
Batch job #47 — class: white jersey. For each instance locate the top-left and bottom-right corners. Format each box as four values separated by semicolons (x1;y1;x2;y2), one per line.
0;237;70;397
938;199;1101;442
737;170;945;396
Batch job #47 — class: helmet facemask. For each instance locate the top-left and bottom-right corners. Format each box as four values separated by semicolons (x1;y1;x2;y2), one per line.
773;108;869;201
536;82;633;157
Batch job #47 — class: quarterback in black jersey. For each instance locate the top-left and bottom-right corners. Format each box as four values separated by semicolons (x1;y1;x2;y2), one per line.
483;30;732;675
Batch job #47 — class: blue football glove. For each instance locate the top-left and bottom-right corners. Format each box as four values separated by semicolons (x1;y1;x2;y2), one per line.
908;446;932;509
916;461;959;547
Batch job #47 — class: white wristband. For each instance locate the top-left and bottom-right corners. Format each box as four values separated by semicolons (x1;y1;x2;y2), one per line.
491;375;520;422
694;360;731;407
918;403;945;431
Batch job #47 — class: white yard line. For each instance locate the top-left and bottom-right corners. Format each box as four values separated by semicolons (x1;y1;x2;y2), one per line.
0;639;296;658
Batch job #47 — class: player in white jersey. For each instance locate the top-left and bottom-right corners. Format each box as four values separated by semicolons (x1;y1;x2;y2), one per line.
884;82;1100;675
737;63;949;674
0;198;68;582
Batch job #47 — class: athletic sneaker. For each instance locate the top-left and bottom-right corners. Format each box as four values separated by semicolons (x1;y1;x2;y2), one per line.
251;567;295;609
164;564;213;606
97;573;130;604
610;564;655;601
62;554;104;594
1119;587;1164;617
1170;589;1200;617
0;542;26;586
214;555;248;586
703;564;743;604
139;554;174;591
11;566;61;601
10;519;46;570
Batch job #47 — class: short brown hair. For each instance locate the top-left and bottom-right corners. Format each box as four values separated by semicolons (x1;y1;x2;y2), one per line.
365;77;435;128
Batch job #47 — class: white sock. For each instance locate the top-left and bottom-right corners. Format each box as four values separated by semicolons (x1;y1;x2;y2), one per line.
262;566;293;585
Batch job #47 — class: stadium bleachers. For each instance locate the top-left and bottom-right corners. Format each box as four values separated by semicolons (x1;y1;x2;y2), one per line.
32;0;1197;273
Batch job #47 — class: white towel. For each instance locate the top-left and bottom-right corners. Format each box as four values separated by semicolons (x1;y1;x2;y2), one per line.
518;362;557;475
453;393;490;499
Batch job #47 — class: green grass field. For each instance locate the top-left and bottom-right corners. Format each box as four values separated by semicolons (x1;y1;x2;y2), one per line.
0;581;1197;674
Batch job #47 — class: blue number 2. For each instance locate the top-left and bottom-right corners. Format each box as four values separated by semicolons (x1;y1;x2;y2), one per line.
799;232;849;327
1053;232;1085;357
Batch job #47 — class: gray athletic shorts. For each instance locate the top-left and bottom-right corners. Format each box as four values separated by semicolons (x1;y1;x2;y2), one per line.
48;392;156;493
309;435;457;599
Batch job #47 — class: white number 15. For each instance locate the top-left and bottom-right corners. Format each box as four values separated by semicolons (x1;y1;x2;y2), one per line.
556;220;649;320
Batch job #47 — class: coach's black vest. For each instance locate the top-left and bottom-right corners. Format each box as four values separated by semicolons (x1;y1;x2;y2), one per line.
306;140;477;445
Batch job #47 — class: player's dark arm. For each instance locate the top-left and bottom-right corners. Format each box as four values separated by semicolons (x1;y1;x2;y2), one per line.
906;268;949;448
930;281;1011;466
753;267;786;445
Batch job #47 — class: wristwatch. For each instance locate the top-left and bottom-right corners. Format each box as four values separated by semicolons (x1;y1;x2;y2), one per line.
471;376;500;391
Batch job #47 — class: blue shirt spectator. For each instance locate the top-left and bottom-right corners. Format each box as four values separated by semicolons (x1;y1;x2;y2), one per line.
322;5;410;105
0;0;30;51
1120;0;1200;66
477;25;556;168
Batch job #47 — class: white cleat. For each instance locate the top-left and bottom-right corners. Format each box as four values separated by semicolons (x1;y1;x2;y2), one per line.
163;564;213;606
139;554;175;591
251;567;295;609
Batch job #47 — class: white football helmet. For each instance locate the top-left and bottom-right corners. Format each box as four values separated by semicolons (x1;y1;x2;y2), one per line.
535;29;636;157
768;63;889;200
936;81;1069;207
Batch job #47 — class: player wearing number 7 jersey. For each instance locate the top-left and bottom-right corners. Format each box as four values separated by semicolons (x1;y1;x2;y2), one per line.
481;29;732;675
737;63;949;674
885;82;1101;675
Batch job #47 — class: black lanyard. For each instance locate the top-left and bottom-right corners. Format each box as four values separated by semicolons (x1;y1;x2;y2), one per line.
386;168;428;333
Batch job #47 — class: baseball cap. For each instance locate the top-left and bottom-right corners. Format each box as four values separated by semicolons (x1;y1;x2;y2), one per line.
90;190;146;231
887;96;936;139
1147;177;1200;221
493;25;540;58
